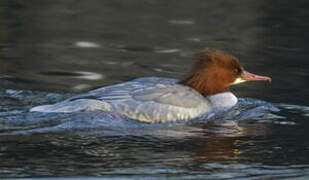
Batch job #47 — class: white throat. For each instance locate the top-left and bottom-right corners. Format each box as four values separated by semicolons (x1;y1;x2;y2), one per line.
231;77;246;85
207;92;238;109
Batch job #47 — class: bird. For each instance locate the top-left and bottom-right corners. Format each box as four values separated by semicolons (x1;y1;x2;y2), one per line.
30;48;271;123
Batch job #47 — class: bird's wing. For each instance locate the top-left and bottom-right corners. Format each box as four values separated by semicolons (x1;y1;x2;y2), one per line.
108;84;212;123
53;77;211;122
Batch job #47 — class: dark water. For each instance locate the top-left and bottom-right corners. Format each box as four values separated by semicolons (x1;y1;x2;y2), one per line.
1;0;309;179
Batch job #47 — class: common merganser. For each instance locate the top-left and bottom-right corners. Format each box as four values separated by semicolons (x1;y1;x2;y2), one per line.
30;48;271;123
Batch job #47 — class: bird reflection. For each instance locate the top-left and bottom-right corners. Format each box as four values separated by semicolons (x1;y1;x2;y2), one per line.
190;123;270;163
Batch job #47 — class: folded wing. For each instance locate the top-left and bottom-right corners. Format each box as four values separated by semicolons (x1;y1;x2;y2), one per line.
31;77;212;123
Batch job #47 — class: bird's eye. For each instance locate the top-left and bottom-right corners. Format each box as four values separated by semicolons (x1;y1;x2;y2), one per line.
234;68;241;75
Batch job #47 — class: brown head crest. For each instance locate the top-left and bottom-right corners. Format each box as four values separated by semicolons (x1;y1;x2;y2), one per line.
180;48;243;96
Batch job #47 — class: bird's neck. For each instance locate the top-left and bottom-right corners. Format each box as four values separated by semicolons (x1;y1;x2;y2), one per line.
180;71;230;96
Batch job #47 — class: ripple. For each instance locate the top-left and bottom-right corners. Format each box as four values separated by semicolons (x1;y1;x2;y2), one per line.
0;74;13;79
74;41;100;48
73;71;103;80
0;76;34;84
155;49;180;53
277;103;309;117
201;163;309;180
187;37;201;42
278;103;309;111
117;45;154;52
71;84;91;91
39;71;103;80
168;19;195;25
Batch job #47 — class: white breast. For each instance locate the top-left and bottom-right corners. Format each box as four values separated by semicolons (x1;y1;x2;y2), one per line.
207;92;238;109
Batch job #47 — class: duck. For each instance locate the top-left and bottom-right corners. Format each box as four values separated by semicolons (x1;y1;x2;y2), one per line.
30;48;271;123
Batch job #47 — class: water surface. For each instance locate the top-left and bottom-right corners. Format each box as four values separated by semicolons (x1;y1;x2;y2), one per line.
1;0;309;179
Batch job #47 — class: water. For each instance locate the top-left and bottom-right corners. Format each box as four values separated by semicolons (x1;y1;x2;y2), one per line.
1;0;309;179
